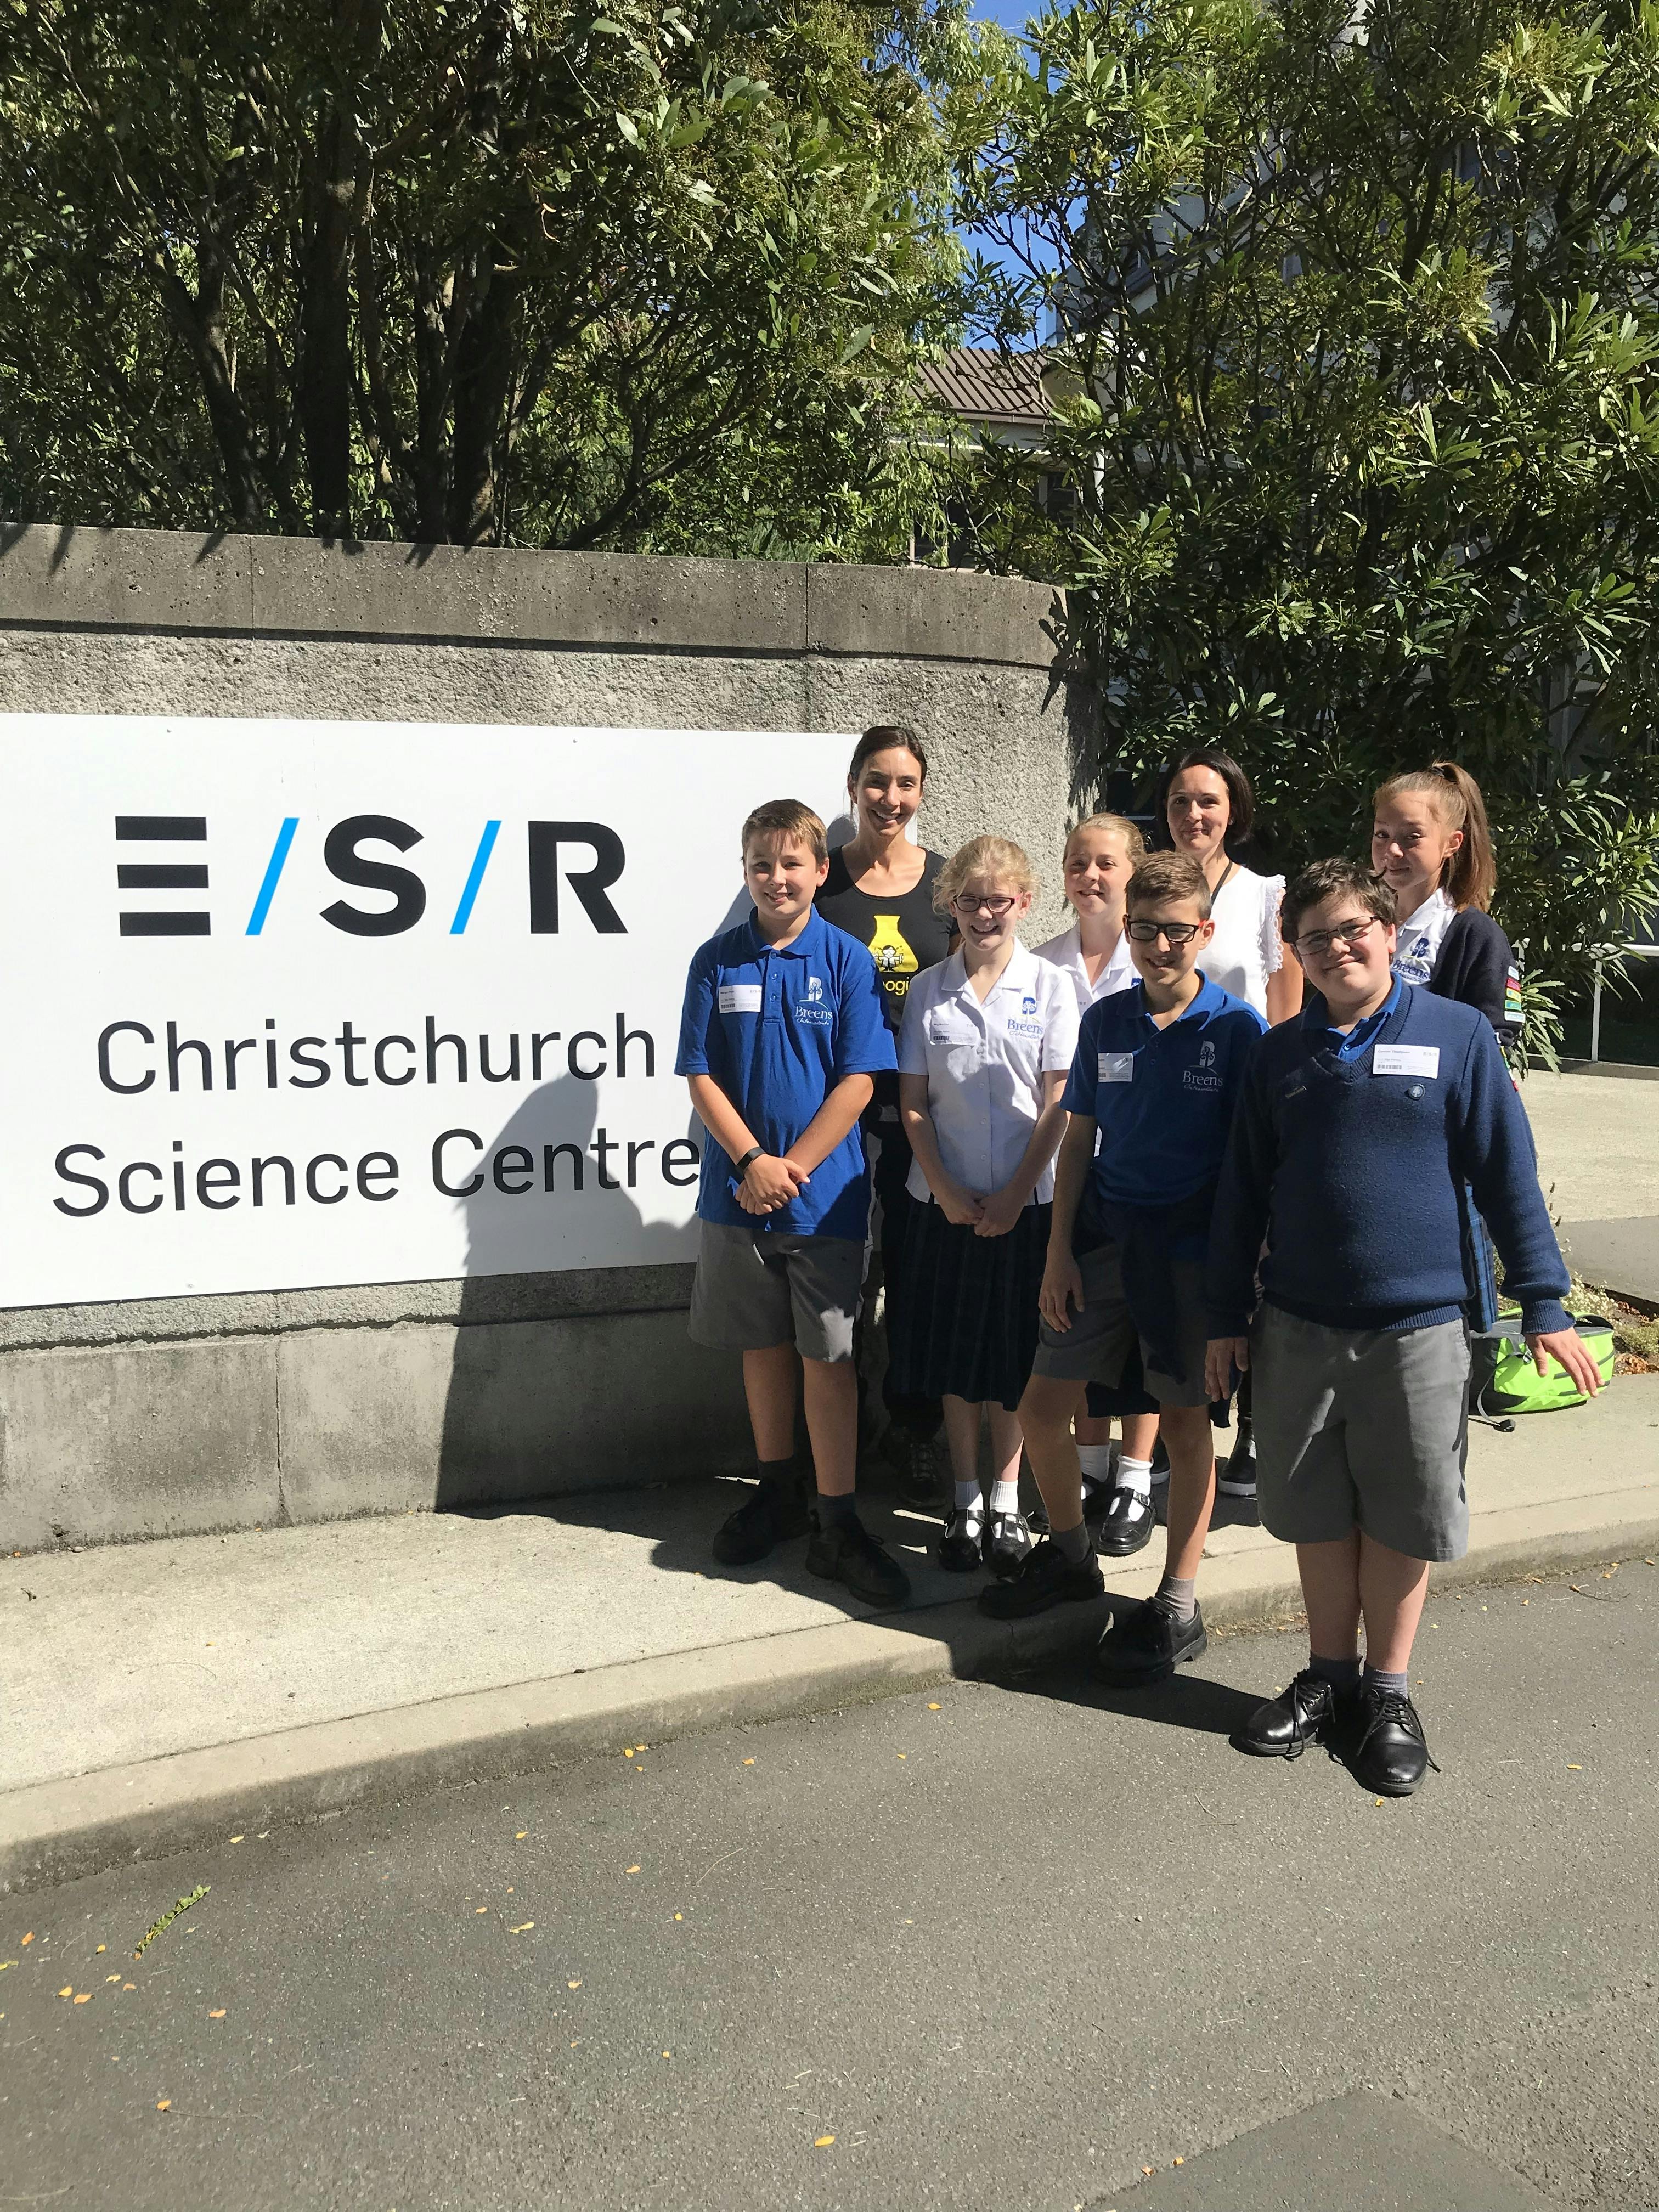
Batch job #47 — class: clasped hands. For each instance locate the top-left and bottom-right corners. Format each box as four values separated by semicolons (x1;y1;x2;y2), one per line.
938;1179;1025;1240
737;1152;809;1214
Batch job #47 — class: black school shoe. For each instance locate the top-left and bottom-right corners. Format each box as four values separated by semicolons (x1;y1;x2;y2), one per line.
1217;1426;1257;1499
1231;1668;1352;1759
889;1426;949;1508
1096;1487;1157;1559
986;1510;1034;1581
936;1507;984;1573
712;1474;810;1566
1352;1685;1438;1797
978;1537;1103;1618
1095;1598;1206;1686
806;1516;912;1609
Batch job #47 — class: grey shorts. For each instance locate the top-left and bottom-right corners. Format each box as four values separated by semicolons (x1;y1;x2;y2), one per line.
1029;1243;1212;1408
688;1221;864;1364
1251;1305;1471;1561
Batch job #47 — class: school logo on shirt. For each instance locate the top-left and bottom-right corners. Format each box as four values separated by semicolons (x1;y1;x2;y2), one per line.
1395;933;1435;986
794;974;832;1025
1021;996;1038;1017
867;913;921;1005
806;975;825;1003
1183;1036;1224;1092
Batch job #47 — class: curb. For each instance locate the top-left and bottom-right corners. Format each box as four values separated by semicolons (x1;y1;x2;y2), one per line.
6;1483;1658;1897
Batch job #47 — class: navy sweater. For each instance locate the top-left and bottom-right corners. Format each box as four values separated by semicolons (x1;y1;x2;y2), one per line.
1206;986;1570;1339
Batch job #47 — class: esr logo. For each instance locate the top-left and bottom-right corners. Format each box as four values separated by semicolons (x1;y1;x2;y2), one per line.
113;815;627;940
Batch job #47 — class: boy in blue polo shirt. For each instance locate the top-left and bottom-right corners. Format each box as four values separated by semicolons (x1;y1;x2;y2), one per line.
676;799;909;1608
1207;857;1599;1794
985;852;1266;1684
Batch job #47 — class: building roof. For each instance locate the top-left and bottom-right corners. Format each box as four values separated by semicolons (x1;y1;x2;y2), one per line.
917;347;1051;430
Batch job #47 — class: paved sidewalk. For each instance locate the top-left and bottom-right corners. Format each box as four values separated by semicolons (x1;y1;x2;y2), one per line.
6;1375;1657;1892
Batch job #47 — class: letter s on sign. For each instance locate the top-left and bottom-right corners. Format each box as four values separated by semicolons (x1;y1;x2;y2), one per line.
55;1145;109;1216
321;816;427;937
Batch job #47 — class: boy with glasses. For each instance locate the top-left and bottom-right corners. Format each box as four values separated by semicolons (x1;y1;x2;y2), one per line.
985;852;1267;1688
1206;858;1599;1794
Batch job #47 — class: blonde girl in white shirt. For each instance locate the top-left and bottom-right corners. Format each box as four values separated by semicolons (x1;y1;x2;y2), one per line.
1033;814;1164;1558
895;837;1079;1579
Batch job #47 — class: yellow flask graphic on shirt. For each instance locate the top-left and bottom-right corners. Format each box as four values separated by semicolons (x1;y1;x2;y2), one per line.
868;913;919;1003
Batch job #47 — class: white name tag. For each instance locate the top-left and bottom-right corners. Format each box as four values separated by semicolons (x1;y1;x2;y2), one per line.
1097;1052;1135;1084
719;984;763;1014
1373;1044;1440;1078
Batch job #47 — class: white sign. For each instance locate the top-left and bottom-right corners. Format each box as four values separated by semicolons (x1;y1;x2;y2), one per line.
0;715;855;1307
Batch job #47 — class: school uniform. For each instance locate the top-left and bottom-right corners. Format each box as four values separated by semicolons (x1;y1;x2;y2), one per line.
1206;981;1571;1561
675;909;895;1362
889;946;1079;1409
1031;977;1266;1404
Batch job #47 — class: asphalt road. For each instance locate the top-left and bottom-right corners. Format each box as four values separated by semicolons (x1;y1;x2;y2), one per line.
3;1566;1655;2212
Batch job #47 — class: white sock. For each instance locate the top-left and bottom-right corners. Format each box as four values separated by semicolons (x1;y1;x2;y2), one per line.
953;1479;981;1515
1116;1455;1154;1498
989;1477;1020;1516
1077;1443;1113;1491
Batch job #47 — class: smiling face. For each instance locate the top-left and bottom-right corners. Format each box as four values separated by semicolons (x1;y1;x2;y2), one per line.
743;831;829;938
1063;827;1137;928
1166;768;1232;865
951;873;1031;960
850;746;924;844
1290;891;1398;1019
1372;793;1461;915
1125;895;1214;991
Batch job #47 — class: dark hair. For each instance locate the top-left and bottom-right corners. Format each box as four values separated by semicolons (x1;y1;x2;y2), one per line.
1373;761;1497;912
848;724;929;789
741;798;828;866
1125;850;1212;918
1161;746;1255;849
1282;857;1397;944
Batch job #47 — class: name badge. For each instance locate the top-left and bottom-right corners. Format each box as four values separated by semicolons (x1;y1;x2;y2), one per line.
1097;1052;1135;1083
1373;1044;1439;1078
719;984;763;1014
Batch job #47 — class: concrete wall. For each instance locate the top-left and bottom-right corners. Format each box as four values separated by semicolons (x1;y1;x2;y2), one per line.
0;524;1089;1549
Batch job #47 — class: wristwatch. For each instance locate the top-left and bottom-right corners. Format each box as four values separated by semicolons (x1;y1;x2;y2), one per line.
734;1145;764;1176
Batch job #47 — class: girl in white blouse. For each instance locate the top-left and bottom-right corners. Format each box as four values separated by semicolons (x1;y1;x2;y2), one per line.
895;837;1079;1579
1032;814;1164;1558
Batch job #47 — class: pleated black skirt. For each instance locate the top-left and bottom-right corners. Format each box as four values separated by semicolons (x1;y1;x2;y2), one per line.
886;1196;1051;1411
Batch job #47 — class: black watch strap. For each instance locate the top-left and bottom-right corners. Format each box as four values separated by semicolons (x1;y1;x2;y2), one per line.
734;1144;764;1175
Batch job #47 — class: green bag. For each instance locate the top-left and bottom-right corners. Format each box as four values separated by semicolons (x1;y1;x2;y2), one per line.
1469;1314;1616;1417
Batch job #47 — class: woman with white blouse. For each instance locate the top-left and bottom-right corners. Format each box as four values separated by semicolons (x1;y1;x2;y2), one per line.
1161;748;1301;1498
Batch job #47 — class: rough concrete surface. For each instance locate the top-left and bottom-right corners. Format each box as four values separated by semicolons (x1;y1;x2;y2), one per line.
4;1378;1654;1892
1523;1068;1659;1228
0;1579;1652;2211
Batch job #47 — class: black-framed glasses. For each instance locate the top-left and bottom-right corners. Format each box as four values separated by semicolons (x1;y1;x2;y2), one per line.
1126;918;1201;945
952;893;1017;918
1293;915;1381;957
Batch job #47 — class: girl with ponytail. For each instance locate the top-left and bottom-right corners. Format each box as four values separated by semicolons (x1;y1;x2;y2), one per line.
1371;762;1520;1044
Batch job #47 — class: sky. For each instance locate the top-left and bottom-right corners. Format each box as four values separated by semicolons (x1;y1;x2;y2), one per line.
958;1;1057;324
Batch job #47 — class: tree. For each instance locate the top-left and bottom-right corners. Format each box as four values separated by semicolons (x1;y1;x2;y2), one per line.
0;1;966;556
949;0;1659;1050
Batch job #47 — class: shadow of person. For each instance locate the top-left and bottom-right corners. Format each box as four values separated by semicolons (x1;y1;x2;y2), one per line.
436;1072;743;1522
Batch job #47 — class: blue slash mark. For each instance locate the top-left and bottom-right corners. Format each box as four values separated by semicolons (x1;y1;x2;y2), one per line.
246;817;300;935
450;820;502;935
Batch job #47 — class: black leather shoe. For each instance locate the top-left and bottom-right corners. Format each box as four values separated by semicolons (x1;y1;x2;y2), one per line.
1231;1668;1350;1759
890;1427;948;1506
1095;1598;1206;1686
1096;1487;1156;1558
1217;1426;1257;1499
806;1516;912;1608
985;1510;1034;1581
712;1476;809;1565
936;1508;983;1573
1352;1685;1437;1796
978;1537;1103;1619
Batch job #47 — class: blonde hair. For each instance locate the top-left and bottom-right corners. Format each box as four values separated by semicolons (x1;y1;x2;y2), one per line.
934;834;1037;915
1373;761;1497;912
1064;811;1146;865
741;799;828;866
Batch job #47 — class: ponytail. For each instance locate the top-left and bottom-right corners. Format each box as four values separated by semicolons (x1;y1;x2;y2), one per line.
1373;760;1497;912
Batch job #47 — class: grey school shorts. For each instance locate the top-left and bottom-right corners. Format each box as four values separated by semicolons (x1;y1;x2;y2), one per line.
688;1220;864;1364
1251;1304;1471;1562
1029;1243;1212;1409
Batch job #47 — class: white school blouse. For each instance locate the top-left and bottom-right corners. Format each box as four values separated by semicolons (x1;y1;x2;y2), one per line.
1030;918;1136;1015
1392;887;1457;986
898;944;1080;1205
1203;865;1285;1018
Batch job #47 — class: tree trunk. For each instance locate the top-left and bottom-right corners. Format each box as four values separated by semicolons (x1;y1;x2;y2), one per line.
448;259;522;547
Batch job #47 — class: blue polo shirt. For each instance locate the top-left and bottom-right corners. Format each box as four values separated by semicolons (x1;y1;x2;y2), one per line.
676;908;896;1239
1307;978;1403;1060
1064;974;1267;1216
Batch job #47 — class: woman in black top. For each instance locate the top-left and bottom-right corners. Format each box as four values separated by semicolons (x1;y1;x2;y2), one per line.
815;725;953;1499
